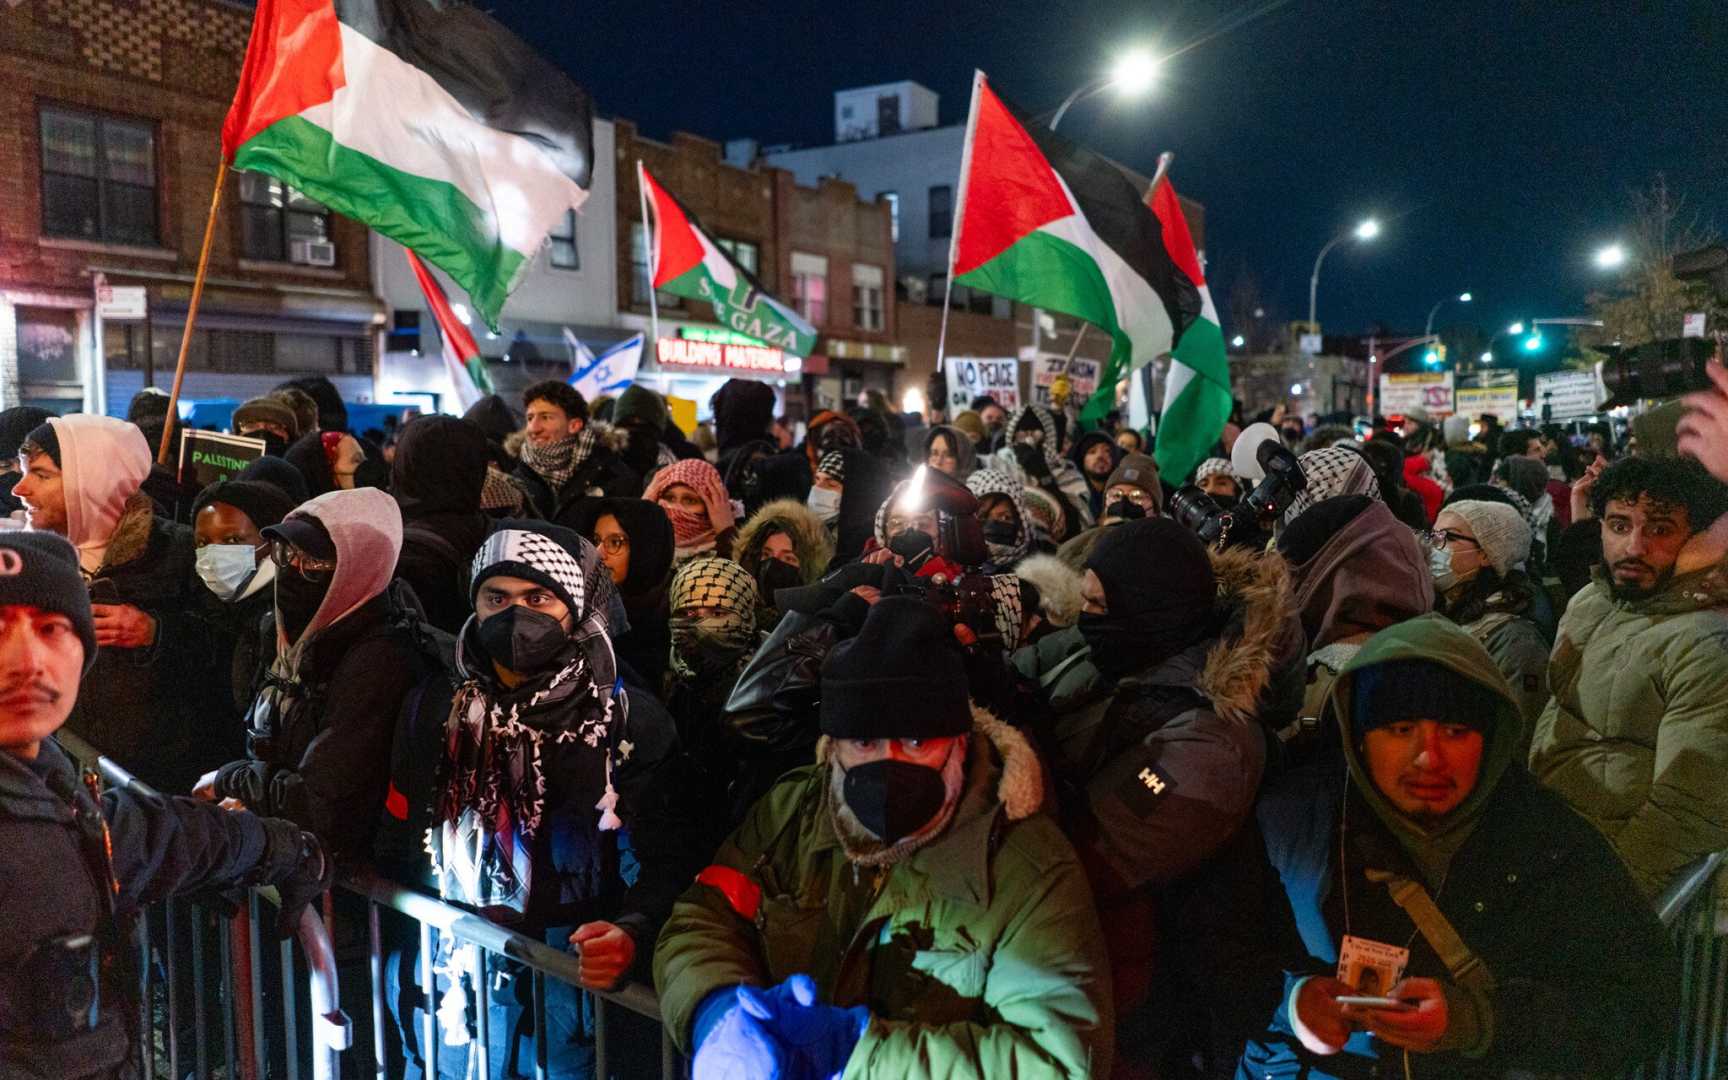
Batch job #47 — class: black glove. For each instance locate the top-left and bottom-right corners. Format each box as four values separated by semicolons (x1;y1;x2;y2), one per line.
254;818;333;940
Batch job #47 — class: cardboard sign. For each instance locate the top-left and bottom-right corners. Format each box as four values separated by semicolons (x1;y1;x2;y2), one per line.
1379;372;1454;415
178;430;266;490
944;357;1021;414
1534;369;1606;420
1031;354;1100;407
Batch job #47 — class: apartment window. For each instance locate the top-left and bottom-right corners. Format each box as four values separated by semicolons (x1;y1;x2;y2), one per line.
852;263;884;331
928;184;952;238
549;210;579;269
927;273;947;306
630;223;681;308
791;252;828;325
882;191;899;242
717;237;760;276
239;172;333;263
39;105;158;245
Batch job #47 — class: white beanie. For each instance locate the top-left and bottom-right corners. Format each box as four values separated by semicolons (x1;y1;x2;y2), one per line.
1444;500;1530;576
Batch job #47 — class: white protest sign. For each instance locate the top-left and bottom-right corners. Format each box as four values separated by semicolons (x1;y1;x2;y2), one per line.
1031;354;1100;407
1378;372;1454;415
944;357;1020;413
1684;312;1707;338
1534;369;1606;420
1454;368;1519;423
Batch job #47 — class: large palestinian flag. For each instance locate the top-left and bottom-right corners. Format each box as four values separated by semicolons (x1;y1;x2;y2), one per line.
1148;171;1232;484
639;163;817;357
950;71;1201;424
221;0;593;330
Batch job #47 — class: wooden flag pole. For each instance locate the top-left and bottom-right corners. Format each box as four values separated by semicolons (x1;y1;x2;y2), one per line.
157;157;228;465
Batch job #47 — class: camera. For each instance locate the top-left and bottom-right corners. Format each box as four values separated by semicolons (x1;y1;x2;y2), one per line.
1599;336;1716;409
1171;438;1307;547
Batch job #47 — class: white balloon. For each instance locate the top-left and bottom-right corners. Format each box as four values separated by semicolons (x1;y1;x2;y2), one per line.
1232;422;1282;483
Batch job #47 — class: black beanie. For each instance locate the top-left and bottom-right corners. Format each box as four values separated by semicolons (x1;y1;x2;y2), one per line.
237;456;310;505
21;422;60;468
193;480;296;532
0;532;97;670
1086;517;1215;622
1351;659;1499;735
820;596;970;740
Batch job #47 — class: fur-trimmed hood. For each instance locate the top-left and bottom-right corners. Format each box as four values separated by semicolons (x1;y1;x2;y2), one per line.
95;491;159;574
733;497;836;585
1015;552;1085;627
816;703;1044;824
1195;545;1301;725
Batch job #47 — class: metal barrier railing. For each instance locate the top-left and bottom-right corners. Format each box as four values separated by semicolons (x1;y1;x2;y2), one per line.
57;732;683;1080
1632;852;1728;1080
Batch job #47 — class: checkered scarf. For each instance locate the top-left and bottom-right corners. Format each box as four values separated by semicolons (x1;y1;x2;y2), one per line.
967;467;1034;566
481;464;529;515
817;451;847;484
519;428;599;491
1282;445;1382;527
667;556;760;682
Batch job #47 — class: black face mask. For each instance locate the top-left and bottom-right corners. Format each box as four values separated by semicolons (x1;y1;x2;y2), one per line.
257;431;289;458
623;426;661;473
275;571;331;644
1104;498;1147;521
889;528;935;568
354;455;390;491
1078;609;1204;679
981;520;1020;546
477;605;569;674
842;759;948;844
755;557;803;602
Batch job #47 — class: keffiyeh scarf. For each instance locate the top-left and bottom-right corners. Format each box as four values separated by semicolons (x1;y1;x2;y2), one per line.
520;428;599;491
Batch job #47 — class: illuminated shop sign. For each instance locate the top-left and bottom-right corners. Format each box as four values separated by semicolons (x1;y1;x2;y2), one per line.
658;336;800;375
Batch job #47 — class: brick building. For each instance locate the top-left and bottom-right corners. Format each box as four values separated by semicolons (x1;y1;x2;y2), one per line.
613;122;894;423
0;0;382;418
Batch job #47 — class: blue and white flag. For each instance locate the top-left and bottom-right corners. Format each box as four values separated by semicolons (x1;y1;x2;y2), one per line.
566;331;643;401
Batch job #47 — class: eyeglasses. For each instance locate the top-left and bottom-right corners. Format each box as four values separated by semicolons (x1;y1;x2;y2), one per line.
269;540;337;582
1422;528;1479;550
596;534;629;554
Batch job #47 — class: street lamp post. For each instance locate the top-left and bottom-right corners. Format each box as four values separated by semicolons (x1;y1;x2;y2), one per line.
1424;291;1472;340
1307;218;1380;333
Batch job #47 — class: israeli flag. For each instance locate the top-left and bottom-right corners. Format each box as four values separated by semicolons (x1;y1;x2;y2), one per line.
567;332;644;401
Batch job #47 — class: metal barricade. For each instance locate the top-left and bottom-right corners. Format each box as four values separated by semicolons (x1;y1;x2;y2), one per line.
57;733;682;1080
1631;852;1728;1080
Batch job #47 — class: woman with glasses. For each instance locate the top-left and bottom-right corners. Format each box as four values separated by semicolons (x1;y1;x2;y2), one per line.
574;498;676;688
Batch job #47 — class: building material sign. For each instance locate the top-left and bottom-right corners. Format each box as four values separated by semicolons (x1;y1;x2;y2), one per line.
944;357;1021;414
657;337;799;375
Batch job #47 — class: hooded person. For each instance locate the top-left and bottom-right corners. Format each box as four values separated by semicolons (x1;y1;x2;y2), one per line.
390;414;492;634
237;455;309;503
1010;517;1306;1069
990;403;1093;539
824;448;892;565
1069;430;1126;520
733;497;836;618
284;429;368;497
232;395;301;458
642;457;737;563
0;405;53;516
1356;437;1432;531
191;479;296;758
572;497;677;688
197;487;433;860
612;383;680;483
711;379;780;497
1277;496;1433;754
923;424;978;481
13;415;209;792
1248;615;1677;1079
656;596;1113;1079
1280;444;1383;530
1427;500;1549;745
963;467;1035;571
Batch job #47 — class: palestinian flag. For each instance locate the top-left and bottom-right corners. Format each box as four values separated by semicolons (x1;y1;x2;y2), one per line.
950;71;1200;423
405;249;493;411
221;0;593;330
639;163;817;357
1148;172;1232;484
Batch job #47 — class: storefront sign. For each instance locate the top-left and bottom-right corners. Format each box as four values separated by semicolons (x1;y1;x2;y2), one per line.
1534;369;1606;420
679;326;766;346
94;274;147;321
657;336;799;376
1378;372;1453;415
1031;354;1100;407
944;357;1021;414
178;430;266;490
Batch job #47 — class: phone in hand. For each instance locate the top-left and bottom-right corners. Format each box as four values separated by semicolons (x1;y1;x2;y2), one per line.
1336;995;1416;1011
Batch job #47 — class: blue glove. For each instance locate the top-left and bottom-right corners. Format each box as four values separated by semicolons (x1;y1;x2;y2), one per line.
737;974;870;1080
691;986;792;1080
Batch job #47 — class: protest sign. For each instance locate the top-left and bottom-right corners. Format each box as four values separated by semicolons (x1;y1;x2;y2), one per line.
944;357;1021;413
1379;372;1454;415
1534;369;1606;420
1031;354;1100;407
1454;368;1519;423
178;430;266;490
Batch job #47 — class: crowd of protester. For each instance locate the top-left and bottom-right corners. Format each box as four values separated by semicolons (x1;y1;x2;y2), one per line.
6;361;1728;1079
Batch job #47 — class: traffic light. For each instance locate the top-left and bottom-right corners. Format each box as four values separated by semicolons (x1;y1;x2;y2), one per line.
1423;343;1448;368
1522;332;1545;353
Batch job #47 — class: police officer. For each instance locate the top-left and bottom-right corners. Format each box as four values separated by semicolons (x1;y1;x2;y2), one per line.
0;531;330;1079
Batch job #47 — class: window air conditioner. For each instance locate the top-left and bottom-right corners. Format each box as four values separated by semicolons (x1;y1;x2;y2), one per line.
291;239;338;267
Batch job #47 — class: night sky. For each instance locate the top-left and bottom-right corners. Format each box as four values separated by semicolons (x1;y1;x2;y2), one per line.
498;0;1728;342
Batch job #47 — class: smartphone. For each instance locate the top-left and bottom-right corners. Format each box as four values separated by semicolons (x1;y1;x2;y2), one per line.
1336;995;1416;1011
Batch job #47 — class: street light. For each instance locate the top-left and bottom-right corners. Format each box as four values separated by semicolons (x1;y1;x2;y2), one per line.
1307;217;1382;332
1424;290;1473;339
1049;48;1161;129
1594;243;1627;270
1230;334;1246;348
1479;351;1493;364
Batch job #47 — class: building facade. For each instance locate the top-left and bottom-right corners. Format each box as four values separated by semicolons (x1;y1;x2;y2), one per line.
0;0;383;418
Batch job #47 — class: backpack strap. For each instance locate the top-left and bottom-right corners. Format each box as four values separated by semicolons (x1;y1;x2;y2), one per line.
1364;868;1496;994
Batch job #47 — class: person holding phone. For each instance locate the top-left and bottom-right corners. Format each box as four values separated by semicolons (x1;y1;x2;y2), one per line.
11;415;209;793
1247;615;1677;1078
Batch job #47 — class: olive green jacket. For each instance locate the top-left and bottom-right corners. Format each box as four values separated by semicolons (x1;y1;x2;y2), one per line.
652;712;1113;1078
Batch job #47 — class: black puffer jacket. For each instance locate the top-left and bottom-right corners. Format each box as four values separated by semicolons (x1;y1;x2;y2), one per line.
512;427;644;531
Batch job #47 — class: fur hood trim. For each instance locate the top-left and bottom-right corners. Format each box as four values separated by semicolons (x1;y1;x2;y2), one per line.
1198;546;1296;725
733;497;836;584
1014;553;1085;627
592;420;631;454
98;492;159;573
815;703;1043;822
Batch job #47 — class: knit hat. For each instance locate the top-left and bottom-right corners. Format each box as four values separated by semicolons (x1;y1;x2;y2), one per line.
613;384;669;432
1442;499;1531;576
1105;453;1164;513
1194;457;1235;485
237;456;310;504
1352;658;1498;735
951;410;986;445
1442;415;1472;445
1498;455;1549;505
0;532;97;670
819;596;970;739
0;407;53;463
232;396;300;439
1086;517;1216;626
816;450;847;484
193;480;296;532
470;523;587;618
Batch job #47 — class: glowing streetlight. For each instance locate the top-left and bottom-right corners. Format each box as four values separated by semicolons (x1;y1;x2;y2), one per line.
1230;334;1246;348
1508;321;1525;335
1458;292;1473;303
1479;351;1492;364
1425;290;1473;338
1309;217;1383;330
1594;243;1627;270
1354;218;1381;241
1109;50;1160;98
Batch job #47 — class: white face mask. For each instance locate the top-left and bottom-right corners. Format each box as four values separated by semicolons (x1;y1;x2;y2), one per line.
806;486;842;525
196;543;261;602
1429;544;1461;593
